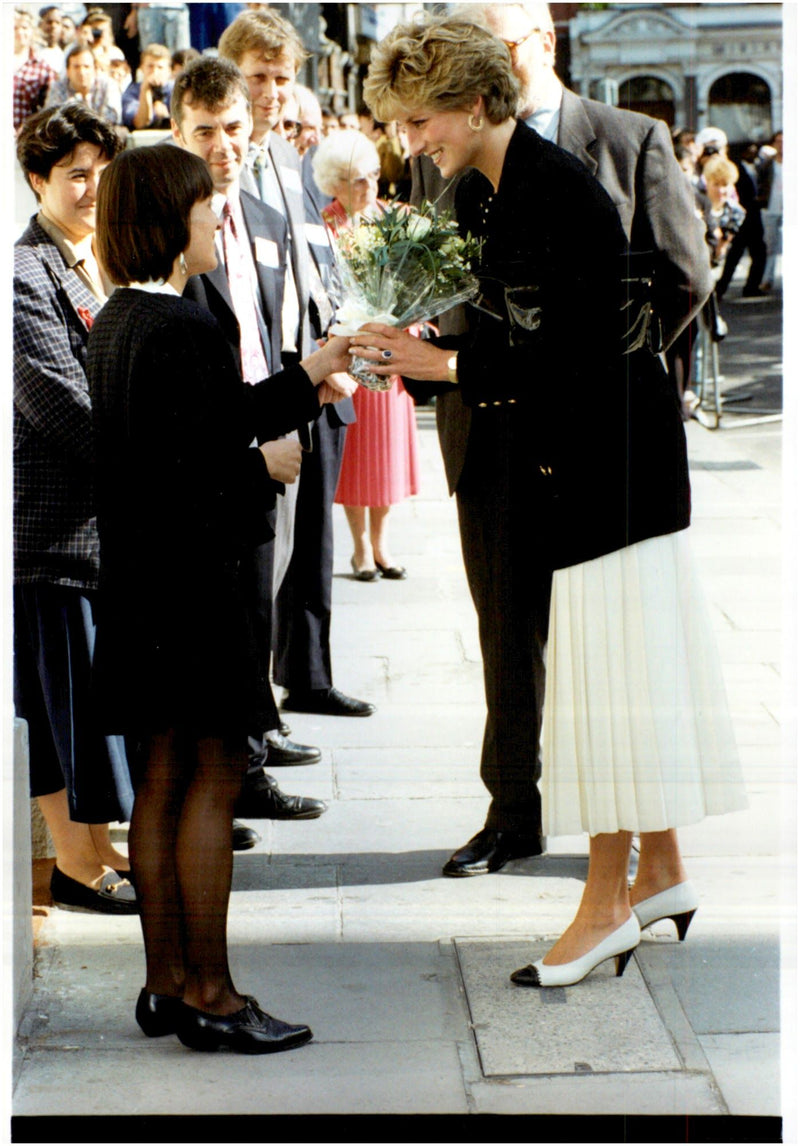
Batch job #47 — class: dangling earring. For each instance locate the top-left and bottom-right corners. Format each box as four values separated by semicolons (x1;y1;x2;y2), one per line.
468;113;484;132
179;252;188;277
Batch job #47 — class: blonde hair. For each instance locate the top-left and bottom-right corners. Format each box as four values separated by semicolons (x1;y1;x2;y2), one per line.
703;155;738;186
218;9;307;73
363;16;519;125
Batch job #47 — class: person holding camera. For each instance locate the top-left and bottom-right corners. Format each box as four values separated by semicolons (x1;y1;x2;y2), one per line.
122;43;173;130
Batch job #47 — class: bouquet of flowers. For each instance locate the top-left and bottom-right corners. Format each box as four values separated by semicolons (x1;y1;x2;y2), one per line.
328;199;482;391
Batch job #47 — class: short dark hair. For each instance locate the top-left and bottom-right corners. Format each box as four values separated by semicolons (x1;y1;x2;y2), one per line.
65;41;94;66
96;144;213;285
16;103;123;197
171;46;200;71
170;56;250;131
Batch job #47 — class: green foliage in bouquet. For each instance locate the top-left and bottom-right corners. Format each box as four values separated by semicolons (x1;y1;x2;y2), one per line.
333;198;482;328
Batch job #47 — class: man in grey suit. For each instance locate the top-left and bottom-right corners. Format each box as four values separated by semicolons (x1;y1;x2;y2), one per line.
413;1;713;877
171;57;328;828
219;9;374;720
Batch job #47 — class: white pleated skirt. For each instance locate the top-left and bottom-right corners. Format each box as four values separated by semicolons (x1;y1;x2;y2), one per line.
542;529;747;837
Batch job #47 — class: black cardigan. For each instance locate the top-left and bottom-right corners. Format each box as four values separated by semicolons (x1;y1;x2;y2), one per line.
409;122;690;570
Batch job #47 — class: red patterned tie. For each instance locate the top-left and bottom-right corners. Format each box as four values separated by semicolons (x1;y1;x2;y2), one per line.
221;199;270;384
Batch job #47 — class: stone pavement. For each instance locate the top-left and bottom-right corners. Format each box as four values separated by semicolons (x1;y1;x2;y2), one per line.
10;275;788;1143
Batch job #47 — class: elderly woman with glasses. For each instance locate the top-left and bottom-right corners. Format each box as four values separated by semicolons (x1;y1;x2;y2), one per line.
312;130;420;581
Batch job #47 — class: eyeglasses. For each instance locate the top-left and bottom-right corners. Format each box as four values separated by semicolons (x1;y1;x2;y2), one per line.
501;26;541;52
282;119;301;138
350;169;380;187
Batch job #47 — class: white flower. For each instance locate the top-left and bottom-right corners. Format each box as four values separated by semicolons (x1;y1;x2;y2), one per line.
407;215;433;241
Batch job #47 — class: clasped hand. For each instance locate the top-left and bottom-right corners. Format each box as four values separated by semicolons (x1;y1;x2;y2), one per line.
259;439;302;484
348;324;450;381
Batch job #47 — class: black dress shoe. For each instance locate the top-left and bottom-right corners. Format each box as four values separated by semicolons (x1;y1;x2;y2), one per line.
260;729;321;766
232;820;261;851
282;686;375;717
442;827;544;877
375;560;407;580
135;989;183;1037
175;996;312;1054
50;865;138;914
236;769;327;820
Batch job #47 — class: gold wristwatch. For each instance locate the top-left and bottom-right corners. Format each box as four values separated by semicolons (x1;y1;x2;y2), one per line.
446;353;459;384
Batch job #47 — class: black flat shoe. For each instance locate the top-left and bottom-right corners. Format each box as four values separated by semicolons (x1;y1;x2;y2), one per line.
282;687;375;718
175;996;312;1054
442;827;544;877
135;989;183;1037
351;556;379;582
50;865;138;914
375;560;407;580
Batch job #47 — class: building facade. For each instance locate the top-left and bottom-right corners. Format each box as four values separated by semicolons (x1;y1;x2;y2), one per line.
568;3;782;143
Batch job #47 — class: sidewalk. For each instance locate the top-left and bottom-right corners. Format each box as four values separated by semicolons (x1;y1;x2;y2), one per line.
11;280;787;1142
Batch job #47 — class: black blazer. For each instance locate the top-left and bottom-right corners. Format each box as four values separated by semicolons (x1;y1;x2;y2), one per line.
412;122;690;571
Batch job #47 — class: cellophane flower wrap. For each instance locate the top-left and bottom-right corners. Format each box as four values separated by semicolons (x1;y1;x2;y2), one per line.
328;200;482;391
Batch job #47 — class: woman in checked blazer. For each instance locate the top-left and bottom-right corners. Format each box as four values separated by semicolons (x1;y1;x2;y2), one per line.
13;103;136;914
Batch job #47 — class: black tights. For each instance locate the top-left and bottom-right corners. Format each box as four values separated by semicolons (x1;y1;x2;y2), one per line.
128;729;249;1014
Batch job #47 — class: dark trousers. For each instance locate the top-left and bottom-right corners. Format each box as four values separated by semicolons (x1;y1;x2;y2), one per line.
273;415;347;692
717;213;767;297
239;532;282;742
14;583;134;823
455;421;550;835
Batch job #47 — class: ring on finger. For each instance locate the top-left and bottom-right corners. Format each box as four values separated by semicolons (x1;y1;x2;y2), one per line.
381;349;393;360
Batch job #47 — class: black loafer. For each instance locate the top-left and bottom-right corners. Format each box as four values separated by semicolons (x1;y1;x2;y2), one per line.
236;769;327;820
442;827;544;877
175;996;312;1054
375;560;407;580
232;820;261;851
259;729;321;766
282;687;375;718
135;989;183;1037
50;865;138;914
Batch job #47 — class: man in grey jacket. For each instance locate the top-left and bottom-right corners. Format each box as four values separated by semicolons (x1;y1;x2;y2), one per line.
413;1;712;878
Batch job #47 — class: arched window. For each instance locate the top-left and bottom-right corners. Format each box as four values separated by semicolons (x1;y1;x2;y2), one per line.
708;73;772;144
618;75;675;126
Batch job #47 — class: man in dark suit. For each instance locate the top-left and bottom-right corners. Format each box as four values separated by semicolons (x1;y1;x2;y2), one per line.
413;1;713;877
219;9;374;719
171;56;327;827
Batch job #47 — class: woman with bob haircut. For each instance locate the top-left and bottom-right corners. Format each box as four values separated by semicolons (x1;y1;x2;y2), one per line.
14;103;136;915
351;17;746;989
312;130;419;581
88;143;354;1052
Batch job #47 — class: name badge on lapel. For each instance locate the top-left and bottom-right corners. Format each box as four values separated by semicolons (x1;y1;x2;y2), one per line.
280;166;303;194
305;223;330;249
254;236;280;268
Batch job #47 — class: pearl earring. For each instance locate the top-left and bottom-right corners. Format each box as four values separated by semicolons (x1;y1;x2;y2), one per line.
179;252;188;276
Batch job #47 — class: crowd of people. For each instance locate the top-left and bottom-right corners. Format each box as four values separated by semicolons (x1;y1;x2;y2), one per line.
667;121;784;418
14;1;752;1054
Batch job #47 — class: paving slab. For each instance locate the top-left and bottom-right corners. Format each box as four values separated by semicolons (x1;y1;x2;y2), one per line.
454;940;681;1077
637;936;780;1035
697;1033;782;1116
